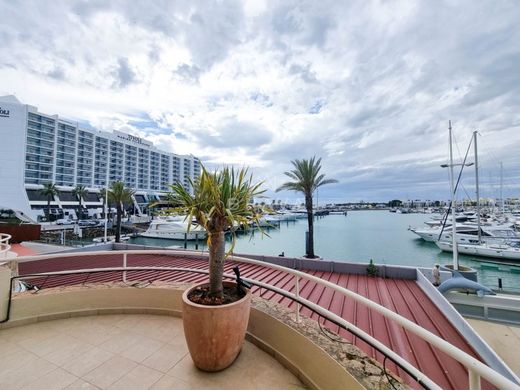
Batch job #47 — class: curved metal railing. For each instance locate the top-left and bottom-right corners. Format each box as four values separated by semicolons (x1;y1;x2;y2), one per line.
0;233;12;259
9;249;520;390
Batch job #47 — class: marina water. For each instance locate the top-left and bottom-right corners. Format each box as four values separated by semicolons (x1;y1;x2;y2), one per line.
130;210;520;293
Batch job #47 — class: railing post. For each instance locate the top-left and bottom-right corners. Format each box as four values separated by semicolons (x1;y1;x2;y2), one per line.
469;369;481;390
123;253;127;283
295;275;301;323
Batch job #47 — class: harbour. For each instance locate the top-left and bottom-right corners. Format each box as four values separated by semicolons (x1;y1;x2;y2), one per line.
128;211;520;294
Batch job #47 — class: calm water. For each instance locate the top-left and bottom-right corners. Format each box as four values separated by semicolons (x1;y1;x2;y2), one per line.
130;211;520;292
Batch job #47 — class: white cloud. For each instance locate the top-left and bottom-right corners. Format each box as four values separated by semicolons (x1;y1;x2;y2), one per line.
1;0;519;202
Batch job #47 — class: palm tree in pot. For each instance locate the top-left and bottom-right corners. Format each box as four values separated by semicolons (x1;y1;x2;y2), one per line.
72;184;88;220
40;183;59;222
168;165;265;371
107;181;135;243
276;157;337;258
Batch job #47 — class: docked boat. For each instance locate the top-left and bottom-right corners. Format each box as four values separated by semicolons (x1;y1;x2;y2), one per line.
410;224;520;244
436;240;520;261
423;214;477;227
140;216;207;240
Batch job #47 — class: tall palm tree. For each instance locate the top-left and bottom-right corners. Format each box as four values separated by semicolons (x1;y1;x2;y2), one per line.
107;181;135;242
39;183;59;222
99;188;108;219
276;157;337;258
72;184;88;220
168;165;265;299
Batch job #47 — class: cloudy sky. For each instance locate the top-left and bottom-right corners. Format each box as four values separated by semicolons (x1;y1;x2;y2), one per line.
1;0;519;203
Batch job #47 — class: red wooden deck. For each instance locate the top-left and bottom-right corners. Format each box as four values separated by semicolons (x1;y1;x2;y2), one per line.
17;253;494;389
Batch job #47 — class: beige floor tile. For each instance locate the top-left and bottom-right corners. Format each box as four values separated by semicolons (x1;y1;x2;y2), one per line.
65;325;122;346
82;355;137;389
0;339;24;355
119;336;164;363
108;365;163;390
0;348;40;377
142;325;183;344
142;343;189;373
20;367;78;390
166;355;227;388
113;315;147;330
0;315;303;389
0;323;58;343
18;334;79;357
467;318;520;376
65;379;101;389
98;331;143;354
508;324;520;339
0;354;57;389
168;344;304;390
44;338;96;366
61;346;114;377
150;375;192;390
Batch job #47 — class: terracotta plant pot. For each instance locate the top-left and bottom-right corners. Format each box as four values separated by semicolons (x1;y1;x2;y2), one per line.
182;281;252;372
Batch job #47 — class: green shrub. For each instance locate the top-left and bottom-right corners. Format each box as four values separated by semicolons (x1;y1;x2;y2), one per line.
367;259;378;277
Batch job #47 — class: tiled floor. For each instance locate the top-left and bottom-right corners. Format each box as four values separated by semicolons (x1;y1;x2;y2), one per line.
466;318;520;376
0;315;305;389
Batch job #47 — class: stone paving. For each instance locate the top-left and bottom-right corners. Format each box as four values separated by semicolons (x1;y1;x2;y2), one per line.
0;314;305;389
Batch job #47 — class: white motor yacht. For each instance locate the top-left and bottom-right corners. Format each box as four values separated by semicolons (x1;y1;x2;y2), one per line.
410;224;520;244
140;216;207;240
436;240;520;261
410;224;476;242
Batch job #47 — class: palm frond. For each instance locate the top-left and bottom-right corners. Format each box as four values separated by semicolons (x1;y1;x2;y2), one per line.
276;156;337;196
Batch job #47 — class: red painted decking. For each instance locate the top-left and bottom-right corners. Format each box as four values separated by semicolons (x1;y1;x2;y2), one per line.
17;253;494;389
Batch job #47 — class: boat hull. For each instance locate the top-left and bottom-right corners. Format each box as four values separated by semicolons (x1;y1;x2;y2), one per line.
436;241;520;261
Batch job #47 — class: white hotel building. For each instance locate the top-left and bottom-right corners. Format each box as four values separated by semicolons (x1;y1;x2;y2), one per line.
0;95;201;222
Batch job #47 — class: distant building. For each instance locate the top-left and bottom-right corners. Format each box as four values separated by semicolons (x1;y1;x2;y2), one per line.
0;95;201;222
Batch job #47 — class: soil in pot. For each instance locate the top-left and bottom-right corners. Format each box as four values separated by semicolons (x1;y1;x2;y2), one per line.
188;284;246;305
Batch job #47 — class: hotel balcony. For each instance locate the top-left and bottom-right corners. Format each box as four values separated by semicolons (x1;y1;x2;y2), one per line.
1;243;519;390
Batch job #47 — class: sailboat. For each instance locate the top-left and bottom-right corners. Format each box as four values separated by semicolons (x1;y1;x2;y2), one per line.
434;130;520;262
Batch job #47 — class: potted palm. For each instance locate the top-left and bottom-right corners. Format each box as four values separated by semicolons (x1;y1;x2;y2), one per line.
168;165;265;371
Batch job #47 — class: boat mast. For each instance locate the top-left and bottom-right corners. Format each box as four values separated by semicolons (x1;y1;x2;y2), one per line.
474;131;481;243
500;162;504;214
448;121;459;270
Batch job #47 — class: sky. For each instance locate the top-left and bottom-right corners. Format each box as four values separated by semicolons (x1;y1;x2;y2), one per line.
1;0;519;203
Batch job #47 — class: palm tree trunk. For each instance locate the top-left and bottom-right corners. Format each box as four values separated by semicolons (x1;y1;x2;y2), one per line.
305;194;315;258
208;231;225;298
115;203;122;243
78;198;82;220
47;197;51;222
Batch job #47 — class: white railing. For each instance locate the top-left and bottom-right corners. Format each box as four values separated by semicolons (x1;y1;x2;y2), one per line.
11;249;520;390
0;233;12;259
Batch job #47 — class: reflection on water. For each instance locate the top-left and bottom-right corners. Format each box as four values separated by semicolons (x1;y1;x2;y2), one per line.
129;211;520;292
